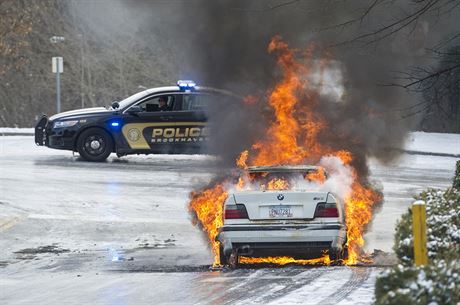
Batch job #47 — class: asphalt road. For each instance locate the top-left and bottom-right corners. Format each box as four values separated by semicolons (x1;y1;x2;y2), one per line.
0;136;457;305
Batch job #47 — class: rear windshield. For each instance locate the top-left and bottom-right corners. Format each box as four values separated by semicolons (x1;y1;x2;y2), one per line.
249;169;326;183
242;169;327;191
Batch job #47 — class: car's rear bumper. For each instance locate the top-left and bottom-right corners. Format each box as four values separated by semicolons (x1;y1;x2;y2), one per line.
217;223;346;258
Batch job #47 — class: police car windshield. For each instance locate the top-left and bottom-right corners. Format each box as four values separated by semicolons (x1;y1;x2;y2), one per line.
115;90;151;109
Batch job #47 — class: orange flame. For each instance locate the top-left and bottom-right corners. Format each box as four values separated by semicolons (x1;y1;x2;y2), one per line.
236;150;249;169
188;184;228;266
188;36;381;267
240;253;331;266
344;176;382;264
306;167;327;184
265;178;290;190
335;150;353;165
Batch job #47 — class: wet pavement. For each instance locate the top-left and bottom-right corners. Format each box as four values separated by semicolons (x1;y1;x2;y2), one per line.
0;136;457;304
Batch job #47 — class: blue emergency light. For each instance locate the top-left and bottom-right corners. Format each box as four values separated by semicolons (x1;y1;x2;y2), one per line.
109;120;121;129
177;80;196;91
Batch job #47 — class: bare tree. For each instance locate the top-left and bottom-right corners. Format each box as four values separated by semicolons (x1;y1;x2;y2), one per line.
0;0;176;127
278;0;460;131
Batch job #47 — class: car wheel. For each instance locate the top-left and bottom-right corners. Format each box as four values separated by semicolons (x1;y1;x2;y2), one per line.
342;246;349;260
329;246;348;263
228;249;239;269
219;244;228;266
328;249;338;262
77;128;113;162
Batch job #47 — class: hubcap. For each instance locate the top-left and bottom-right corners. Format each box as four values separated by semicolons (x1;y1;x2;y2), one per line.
84;135;106;156
90;140;101;150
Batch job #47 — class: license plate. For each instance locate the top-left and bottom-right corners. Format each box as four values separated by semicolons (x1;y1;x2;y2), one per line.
269;206;293;218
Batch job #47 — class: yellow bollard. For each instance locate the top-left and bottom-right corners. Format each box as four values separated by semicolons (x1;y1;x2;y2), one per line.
412;200;428;266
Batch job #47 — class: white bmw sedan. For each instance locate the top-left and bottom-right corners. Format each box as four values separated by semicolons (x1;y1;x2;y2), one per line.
217;165;348;266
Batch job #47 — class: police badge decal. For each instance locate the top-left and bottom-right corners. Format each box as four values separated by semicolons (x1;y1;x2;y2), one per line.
127;128;141;142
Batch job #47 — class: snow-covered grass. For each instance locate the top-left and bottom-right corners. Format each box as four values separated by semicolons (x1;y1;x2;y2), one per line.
406;132;460;155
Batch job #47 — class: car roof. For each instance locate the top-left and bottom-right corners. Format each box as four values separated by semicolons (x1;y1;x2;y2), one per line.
247;165;324;173
142;86;240;99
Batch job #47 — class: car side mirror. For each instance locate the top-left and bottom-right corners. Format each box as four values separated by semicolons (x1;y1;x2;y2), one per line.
127;105;142;115
111;101;120;109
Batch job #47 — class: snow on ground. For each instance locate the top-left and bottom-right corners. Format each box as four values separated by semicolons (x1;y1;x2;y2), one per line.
405;131;460;155
1;128;459;155
262;267;377;305
0;127;34;135
365;152;457;252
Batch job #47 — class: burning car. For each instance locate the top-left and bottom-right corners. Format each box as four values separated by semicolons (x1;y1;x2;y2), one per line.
216;165;348;267
189;37;382;268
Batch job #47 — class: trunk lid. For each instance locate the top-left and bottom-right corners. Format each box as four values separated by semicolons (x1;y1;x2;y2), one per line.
232;191;330;220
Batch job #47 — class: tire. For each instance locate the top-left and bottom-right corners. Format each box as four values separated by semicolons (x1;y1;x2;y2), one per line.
329;245;349;263
77;128;113;162
228;249;239;269
219;244;228;266
329;249;338;261
342;246;349;260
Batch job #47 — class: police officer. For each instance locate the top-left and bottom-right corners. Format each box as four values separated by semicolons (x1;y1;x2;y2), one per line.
158;96;169;111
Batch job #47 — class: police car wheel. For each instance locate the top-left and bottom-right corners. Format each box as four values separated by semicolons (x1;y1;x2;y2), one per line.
77;128;113;162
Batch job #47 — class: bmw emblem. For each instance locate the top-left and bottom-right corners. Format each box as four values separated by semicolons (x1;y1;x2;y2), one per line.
277;194;284;201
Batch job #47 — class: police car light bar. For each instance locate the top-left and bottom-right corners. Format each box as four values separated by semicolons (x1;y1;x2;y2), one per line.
177;80;196;90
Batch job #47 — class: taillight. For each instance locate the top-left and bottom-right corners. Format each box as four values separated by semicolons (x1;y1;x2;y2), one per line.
224;204;248;219
314;202;339;218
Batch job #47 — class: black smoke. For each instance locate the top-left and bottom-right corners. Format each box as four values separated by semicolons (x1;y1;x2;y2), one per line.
161;0;423;177
73;0;457;175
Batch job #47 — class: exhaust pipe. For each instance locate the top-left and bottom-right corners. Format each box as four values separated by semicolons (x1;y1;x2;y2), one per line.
223;239;233;257
221;239;253;256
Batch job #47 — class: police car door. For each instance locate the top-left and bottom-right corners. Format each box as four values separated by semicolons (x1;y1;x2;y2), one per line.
121;94;180;154
172;93;209;154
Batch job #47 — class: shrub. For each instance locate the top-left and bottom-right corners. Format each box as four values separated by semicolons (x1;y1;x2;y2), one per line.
453;160;460;190
393;188;460;265
375;260;460;305
393;209;413;265
375;178;460;305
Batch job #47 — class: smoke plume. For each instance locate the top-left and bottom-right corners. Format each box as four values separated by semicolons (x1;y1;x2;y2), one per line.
118;0;428;175
72;0;456;176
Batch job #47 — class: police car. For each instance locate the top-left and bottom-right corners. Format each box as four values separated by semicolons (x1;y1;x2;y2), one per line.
35;81;238;161
217;165;348;267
